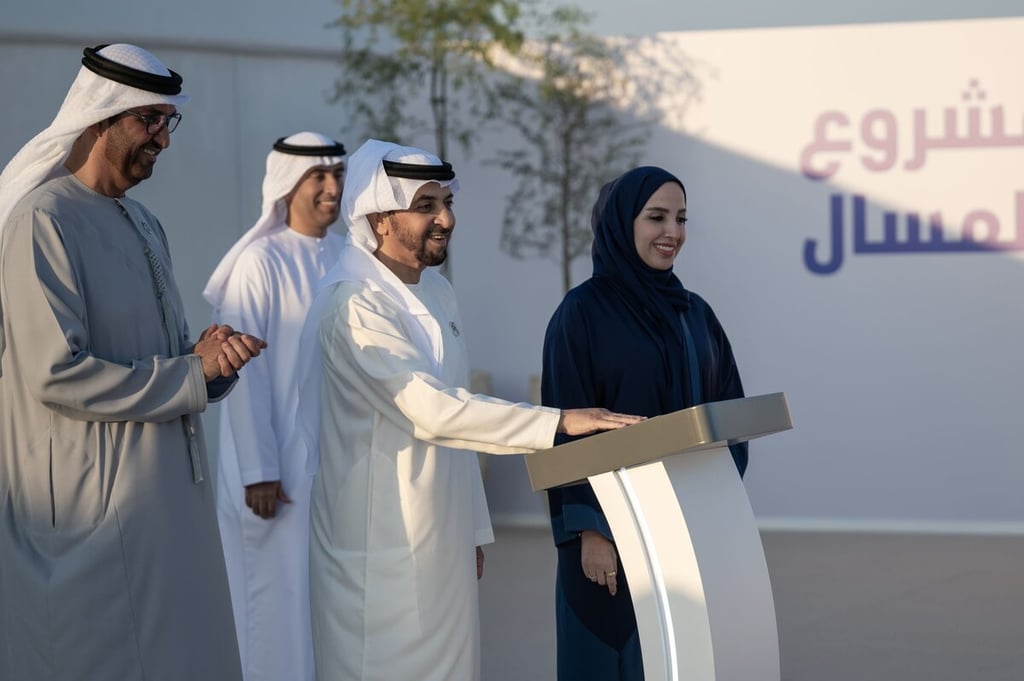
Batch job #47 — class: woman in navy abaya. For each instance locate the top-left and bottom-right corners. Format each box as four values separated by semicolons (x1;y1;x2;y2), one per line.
541;166;749;680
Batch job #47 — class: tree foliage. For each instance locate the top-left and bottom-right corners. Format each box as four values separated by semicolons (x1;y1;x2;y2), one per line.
330;0;530;159
330;2;704;291
490;6;651;293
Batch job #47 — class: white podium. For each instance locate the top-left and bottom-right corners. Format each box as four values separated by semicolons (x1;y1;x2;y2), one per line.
525;393;793;681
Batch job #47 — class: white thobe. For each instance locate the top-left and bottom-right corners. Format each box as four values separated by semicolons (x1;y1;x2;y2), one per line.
215;227;343;681
307;244;561;681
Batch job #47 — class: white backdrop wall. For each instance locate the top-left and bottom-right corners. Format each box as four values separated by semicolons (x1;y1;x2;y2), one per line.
464;17;1024;534
644;18;1024;533
1;11;1021;533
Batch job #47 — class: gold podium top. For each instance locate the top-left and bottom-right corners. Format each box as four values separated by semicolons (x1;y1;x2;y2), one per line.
525;393;793;491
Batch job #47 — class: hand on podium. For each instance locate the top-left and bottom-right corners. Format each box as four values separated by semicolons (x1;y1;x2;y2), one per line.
557;409;644;436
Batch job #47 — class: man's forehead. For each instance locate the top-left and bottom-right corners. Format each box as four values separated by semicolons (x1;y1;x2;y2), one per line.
298;163;346;179
410;182;452;201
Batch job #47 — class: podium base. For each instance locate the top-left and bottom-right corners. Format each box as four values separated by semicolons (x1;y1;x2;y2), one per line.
590;445;779;681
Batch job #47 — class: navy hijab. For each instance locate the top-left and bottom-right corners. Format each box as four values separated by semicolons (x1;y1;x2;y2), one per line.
591;165;690;345
593;163;688;333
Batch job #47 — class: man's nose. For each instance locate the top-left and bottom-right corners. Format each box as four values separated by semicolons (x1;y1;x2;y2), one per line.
435;206;455;229
325;175;342;196
153;124;170;148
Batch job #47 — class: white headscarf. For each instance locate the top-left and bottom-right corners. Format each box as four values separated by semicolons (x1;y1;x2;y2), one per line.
0;43;190;236
296;139;460;475
202;131;347;309
342;138;461;254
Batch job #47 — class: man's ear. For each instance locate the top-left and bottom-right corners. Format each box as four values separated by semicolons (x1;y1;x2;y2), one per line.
90;116;115;137
366;211;389;236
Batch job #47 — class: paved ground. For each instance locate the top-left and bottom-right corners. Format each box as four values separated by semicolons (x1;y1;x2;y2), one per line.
479;527;1024;680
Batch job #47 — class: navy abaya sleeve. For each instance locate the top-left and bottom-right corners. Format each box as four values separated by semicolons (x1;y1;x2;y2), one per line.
541;292;615;545
687;295;749;475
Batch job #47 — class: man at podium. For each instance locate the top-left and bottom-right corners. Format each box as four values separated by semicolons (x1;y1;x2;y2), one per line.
299;140;645;681
541;166;749;681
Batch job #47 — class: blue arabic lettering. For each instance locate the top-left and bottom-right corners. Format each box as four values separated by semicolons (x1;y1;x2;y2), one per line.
803;191;1024;275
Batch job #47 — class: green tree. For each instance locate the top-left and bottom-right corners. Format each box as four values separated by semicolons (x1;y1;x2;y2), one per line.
492;7;703;293
330;0;530;161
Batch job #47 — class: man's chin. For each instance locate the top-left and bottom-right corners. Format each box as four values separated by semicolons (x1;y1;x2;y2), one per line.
422;251;447;268
127;165;154;185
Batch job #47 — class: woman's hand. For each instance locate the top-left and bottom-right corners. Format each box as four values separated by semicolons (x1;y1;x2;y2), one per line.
580;530;619;596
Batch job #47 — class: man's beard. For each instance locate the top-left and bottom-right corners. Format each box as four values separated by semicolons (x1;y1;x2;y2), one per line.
395;223;449;268
105;138;157;186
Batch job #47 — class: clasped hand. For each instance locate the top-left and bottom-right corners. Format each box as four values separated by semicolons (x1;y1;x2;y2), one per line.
194;323;267;381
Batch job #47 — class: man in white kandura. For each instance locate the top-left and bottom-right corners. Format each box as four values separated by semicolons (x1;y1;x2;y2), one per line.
203;132;347;681
299;139;643;681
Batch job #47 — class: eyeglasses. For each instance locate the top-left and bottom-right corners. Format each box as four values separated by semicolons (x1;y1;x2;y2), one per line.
123;110;182;135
